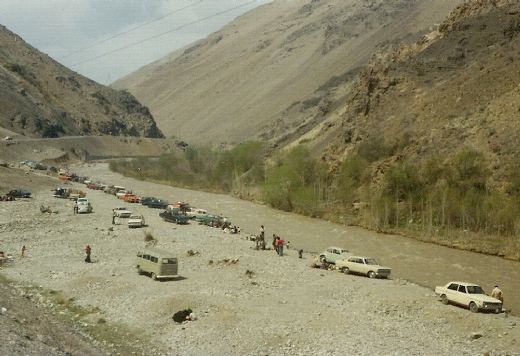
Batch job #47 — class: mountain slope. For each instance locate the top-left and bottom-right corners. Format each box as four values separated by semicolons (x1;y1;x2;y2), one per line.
114;0;457;144
0;26;163;138
294;0;520;182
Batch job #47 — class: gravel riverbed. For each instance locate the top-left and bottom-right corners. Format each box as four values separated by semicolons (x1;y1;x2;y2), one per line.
0;165;519;355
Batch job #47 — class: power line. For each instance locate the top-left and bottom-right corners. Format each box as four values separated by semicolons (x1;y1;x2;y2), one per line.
59;0;204;60
69;0;258;67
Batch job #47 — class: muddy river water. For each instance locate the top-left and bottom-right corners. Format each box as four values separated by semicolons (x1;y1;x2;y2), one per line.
79;163;519;314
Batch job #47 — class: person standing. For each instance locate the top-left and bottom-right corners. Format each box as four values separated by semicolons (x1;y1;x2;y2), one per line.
21;245;26;258
491;285;503;303
73;202;78;215
112;209;116;225
276;237;285;256
85;244;92;263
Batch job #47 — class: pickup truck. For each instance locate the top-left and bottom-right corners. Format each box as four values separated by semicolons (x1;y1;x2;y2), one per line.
434;281;502;313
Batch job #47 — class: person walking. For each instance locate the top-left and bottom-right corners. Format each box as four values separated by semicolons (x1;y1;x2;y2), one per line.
20;245;26;258
73;202;78;215
84;244;92;263
112;209;116;225
491;285;503;303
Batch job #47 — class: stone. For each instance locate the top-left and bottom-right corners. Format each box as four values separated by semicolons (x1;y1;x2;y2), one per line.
469;332;483;340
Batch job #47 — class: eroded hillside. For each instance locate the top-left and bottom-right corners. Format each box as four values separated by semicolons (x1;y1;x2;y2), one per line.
0;26;163;138
297;0;520;182
114;0;457;145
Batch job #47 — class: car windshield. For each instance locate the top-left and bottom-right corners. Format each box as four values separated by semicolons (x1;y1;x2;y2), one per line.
130;215;141;219
365;258;378;265
466;286;485;294
340;249;348;253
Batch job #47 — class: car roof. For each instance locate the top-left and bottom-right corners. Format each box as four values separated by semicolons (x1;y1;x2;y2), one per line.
448;281;481;287
348;256;374;259
328;246;347;251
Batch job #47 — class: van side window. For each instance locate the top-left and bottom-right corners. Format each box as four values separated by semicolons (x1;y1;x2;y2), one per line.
137;252;142;258
162;258;176;264
143;254;150;260
150;256;158;263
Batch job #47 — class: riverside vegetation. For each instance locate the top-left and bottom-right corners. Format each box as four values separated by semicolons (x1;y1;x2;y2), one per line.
109;141;520;260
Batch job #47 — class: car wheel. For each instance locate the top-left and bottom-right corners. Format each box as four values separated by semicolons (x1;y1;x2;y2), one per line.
368;271;376;279
469;302;479;313
151;273;157;281
441;294;449;305
341;267;350;274
319;255;327;263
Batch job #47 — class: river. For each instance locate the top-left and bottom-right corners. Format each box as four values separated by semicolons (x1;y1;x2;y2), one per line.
78;163;519;314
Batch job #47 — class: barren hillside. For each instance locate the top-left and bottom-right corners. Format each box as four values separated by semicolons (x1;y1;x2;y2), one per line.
292;0;520;181
0;26;163;138
114;0;457;144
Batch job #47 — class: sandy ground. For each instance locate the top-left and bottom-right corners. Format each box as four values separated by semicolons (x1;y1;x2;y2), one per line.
1;165;520;355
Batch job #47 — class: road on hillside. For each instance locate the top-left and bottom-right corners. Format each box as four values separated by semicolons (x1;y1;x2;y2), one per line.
77;163;520;315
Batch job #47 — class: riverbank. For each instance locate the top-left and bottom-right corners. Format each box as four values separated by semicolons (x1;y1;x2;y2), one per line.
1;164;519;354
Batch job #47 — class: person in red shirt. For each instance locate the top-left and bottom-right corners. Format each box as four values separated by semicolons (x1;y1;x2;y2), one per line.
276;237;285;256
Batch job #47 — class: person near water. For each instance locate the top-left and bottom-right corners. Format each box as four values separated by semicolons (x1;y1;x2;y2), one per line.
491;285;503;303
276;237;285;256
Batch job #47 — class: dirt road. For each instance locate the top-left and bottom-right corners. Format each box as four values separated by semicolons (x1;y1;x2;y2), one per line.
79;163;520;314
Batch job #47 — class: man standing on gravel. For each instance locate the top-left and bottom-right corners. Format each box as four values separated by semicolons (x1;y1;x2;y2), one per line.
276;237;285;256
491;285;503;303
85;244;92;263
73;201;78;215
112;209;116;225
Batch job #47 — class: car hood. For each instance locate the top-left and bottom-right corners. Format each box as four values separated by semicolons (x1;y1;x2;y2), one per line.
469;294;502;303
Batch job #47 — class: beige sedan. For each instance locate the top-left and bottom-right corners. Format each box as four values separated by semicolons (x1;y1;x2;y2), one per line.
335;256;391;279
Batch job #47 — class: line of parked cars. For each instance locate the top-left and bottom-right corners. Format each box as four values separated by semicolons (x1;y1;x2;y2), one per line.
318;246;503;314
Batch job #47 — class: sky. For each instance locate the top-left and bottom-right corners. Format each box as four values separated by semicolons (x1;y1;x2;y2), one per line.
0;0;271;84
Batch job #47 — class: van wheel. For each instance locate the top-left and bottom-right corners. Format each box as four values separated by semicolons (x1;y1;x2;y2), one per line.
151;272;157;281
469;302;479;313
137;267;143;275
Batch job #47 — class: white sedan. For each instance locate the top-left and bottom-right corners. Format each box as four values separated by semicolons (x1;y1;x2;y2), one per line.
113;206;132;218
335;256;391;279
435;281;502;313
319;247;350;264
128;215;145;228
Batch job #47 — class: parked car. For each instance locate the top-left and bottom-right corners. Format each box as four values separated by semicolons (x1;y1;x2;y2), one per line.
195;214;229;226
128;214;146;228
8;189;31;198
147;198;169;209
116;190;130;199
168;201;191;213
435;281;503;313
186;208;208;219
335;256;391;279
76;198;93;214
319;247;350;264
113;206;132;218
159;209;189;224
123;194;140;203
140;196;156;206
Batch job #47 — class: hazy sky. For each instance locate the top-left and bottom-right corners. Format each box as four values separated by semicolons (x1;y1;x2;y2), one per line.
0;0;270;84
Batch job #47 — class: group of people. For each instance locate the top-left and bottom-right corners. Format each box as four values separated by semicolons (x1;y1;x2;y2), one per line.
272;234;285;256
254;225;287;256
